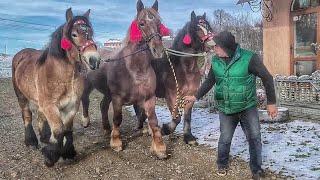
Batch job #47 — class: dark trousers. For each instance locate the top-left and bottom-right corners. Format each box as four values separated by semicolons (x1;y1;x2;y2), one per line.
217;106;262;174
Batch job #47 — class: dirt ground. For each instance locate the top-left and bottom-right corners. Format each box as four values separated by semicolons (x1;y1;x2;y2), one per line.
0;78;286;180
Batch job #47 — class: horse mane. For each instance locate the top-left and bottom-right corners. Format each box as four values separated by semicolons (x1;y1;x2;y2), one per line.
38;16;92;65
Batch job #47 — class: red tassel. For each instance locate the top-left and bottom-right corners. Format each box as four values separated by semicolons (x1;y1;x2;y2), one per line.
61;38;72;51
160;24;170;36
183;34;192;45
130;20;142;43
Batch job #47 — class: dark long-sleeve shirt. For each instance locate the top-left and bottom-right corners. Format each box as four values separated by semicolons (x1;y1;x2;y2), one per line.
196;54;276;105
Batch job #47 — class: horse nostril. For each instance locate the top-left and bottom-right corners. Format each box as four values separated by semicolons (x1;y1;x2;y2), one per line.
89;57;97;70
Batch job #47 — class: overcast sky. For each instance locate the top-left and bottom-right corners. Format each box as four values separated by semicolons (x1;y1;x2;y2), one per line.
0;0;260;55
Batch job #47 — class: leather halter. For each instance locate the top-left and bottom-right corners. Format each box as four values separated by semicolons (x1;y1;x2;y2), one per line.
73;19;97;52
198;19;214;43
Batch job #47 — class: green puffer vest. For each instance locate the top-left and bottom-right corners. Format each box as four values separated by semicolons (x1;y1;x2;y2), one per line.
212;47;257;114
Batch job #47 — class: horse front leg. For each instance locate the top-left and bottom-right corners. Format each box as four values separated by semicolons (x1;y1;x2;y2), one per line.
110;98;123;152
161;94;182;135
40;105;64;167
38;111;51;144
144;96;167;159
81;81;94;128
60;108;78;160
183;104;198;146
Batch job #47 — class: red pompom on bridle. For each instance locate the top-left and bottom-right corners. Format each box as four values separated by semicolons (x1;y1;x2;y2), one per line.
160;24;170;36
129;20;171;43
183;34;192;45
61;38;72;51
130;20;143;43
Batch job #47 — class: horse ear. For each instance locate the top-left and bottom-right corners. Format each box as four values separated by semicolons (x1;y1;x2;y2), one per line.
66;8;73;22
203;12;206;19
84;9;90;19
152;0;158;12
137;0;144;13
191;11;196;22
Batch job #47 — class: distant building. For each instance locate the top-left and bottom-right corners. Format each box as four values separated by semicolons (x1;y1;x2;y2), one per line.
0;55;12;78
104;39;122;50
162;36;174;48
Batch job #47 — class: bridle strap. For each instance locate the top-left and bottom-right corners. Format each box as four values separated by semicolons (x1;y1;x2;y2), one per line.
144;33;161;43
79;40;96;52
198;24;213;43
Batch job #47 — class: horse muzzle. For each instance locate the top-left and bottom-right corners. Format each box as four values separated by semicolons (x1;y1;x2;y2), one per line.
83;51;101;70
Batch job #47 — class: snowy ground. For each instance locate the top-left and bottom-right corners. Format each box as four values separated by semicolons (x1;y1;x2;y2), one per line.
127;106;320;180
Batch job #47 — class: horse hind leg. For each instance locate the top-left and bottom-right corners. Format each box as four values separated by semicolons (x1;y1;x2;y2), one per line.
133;104;148;134
14;88;38;148
100;95;112;132
110;98;123;152
81;82;94;128
38;111;51;143
183;107;198;146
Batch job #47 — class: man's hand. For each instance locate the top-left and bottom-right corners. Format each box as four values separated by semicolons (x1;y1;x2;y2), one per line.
267;104;278;119
184;95;197;104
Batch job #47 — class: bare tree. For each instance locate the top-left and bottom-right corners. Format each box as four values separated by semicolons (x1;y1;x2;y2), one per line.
210;9;263;56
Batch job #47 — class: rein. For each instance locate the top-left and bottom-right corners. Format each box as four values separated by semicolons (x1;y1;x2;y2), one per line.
101;45;149;63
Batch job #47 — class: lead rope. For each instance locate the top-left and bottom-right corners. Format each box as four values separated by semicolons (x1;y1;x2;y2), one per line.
165;50;185;119
164;48;208;119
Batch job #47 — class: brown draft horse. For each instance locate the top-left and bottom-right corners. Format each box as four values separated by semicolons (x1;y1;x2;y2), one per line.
12;8;100;167
81;0;167;158
134;11;214;145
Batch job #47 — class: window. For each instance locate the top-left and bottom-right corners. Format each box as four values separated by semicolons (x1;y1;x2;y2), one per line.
291;0;320;11
293;13;317;57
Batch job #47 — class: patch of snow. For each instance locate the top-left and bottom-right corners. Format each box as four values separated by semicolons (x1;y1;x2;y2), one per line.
127;106;320;179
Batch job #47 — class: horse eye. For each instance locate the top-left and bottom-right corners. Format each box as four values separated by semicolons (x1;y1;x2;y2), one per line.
72;33;78;38
148;14;154;19
139;23;145;27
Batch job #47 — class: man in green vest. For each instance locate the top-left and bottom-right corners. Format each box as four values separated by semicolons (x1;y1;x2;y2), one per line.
185;31;278;180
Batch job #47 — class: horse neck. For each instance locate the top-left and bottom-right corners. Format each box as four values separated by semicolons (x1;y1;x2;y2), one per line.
124;42;151;71
171;44;201;71
45;54;80;79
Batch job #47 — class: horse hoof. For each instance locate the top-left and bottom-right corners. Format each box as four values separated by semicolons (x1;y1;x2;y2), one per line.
41;145;60;167
81;117;90;128
187;140;198;146
184;134;198;146
152;151;167;159
142;127;150;135
44;156;56;167
161;124;171;136
61;147;77;160
25;139;39;148
111;146;123;152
